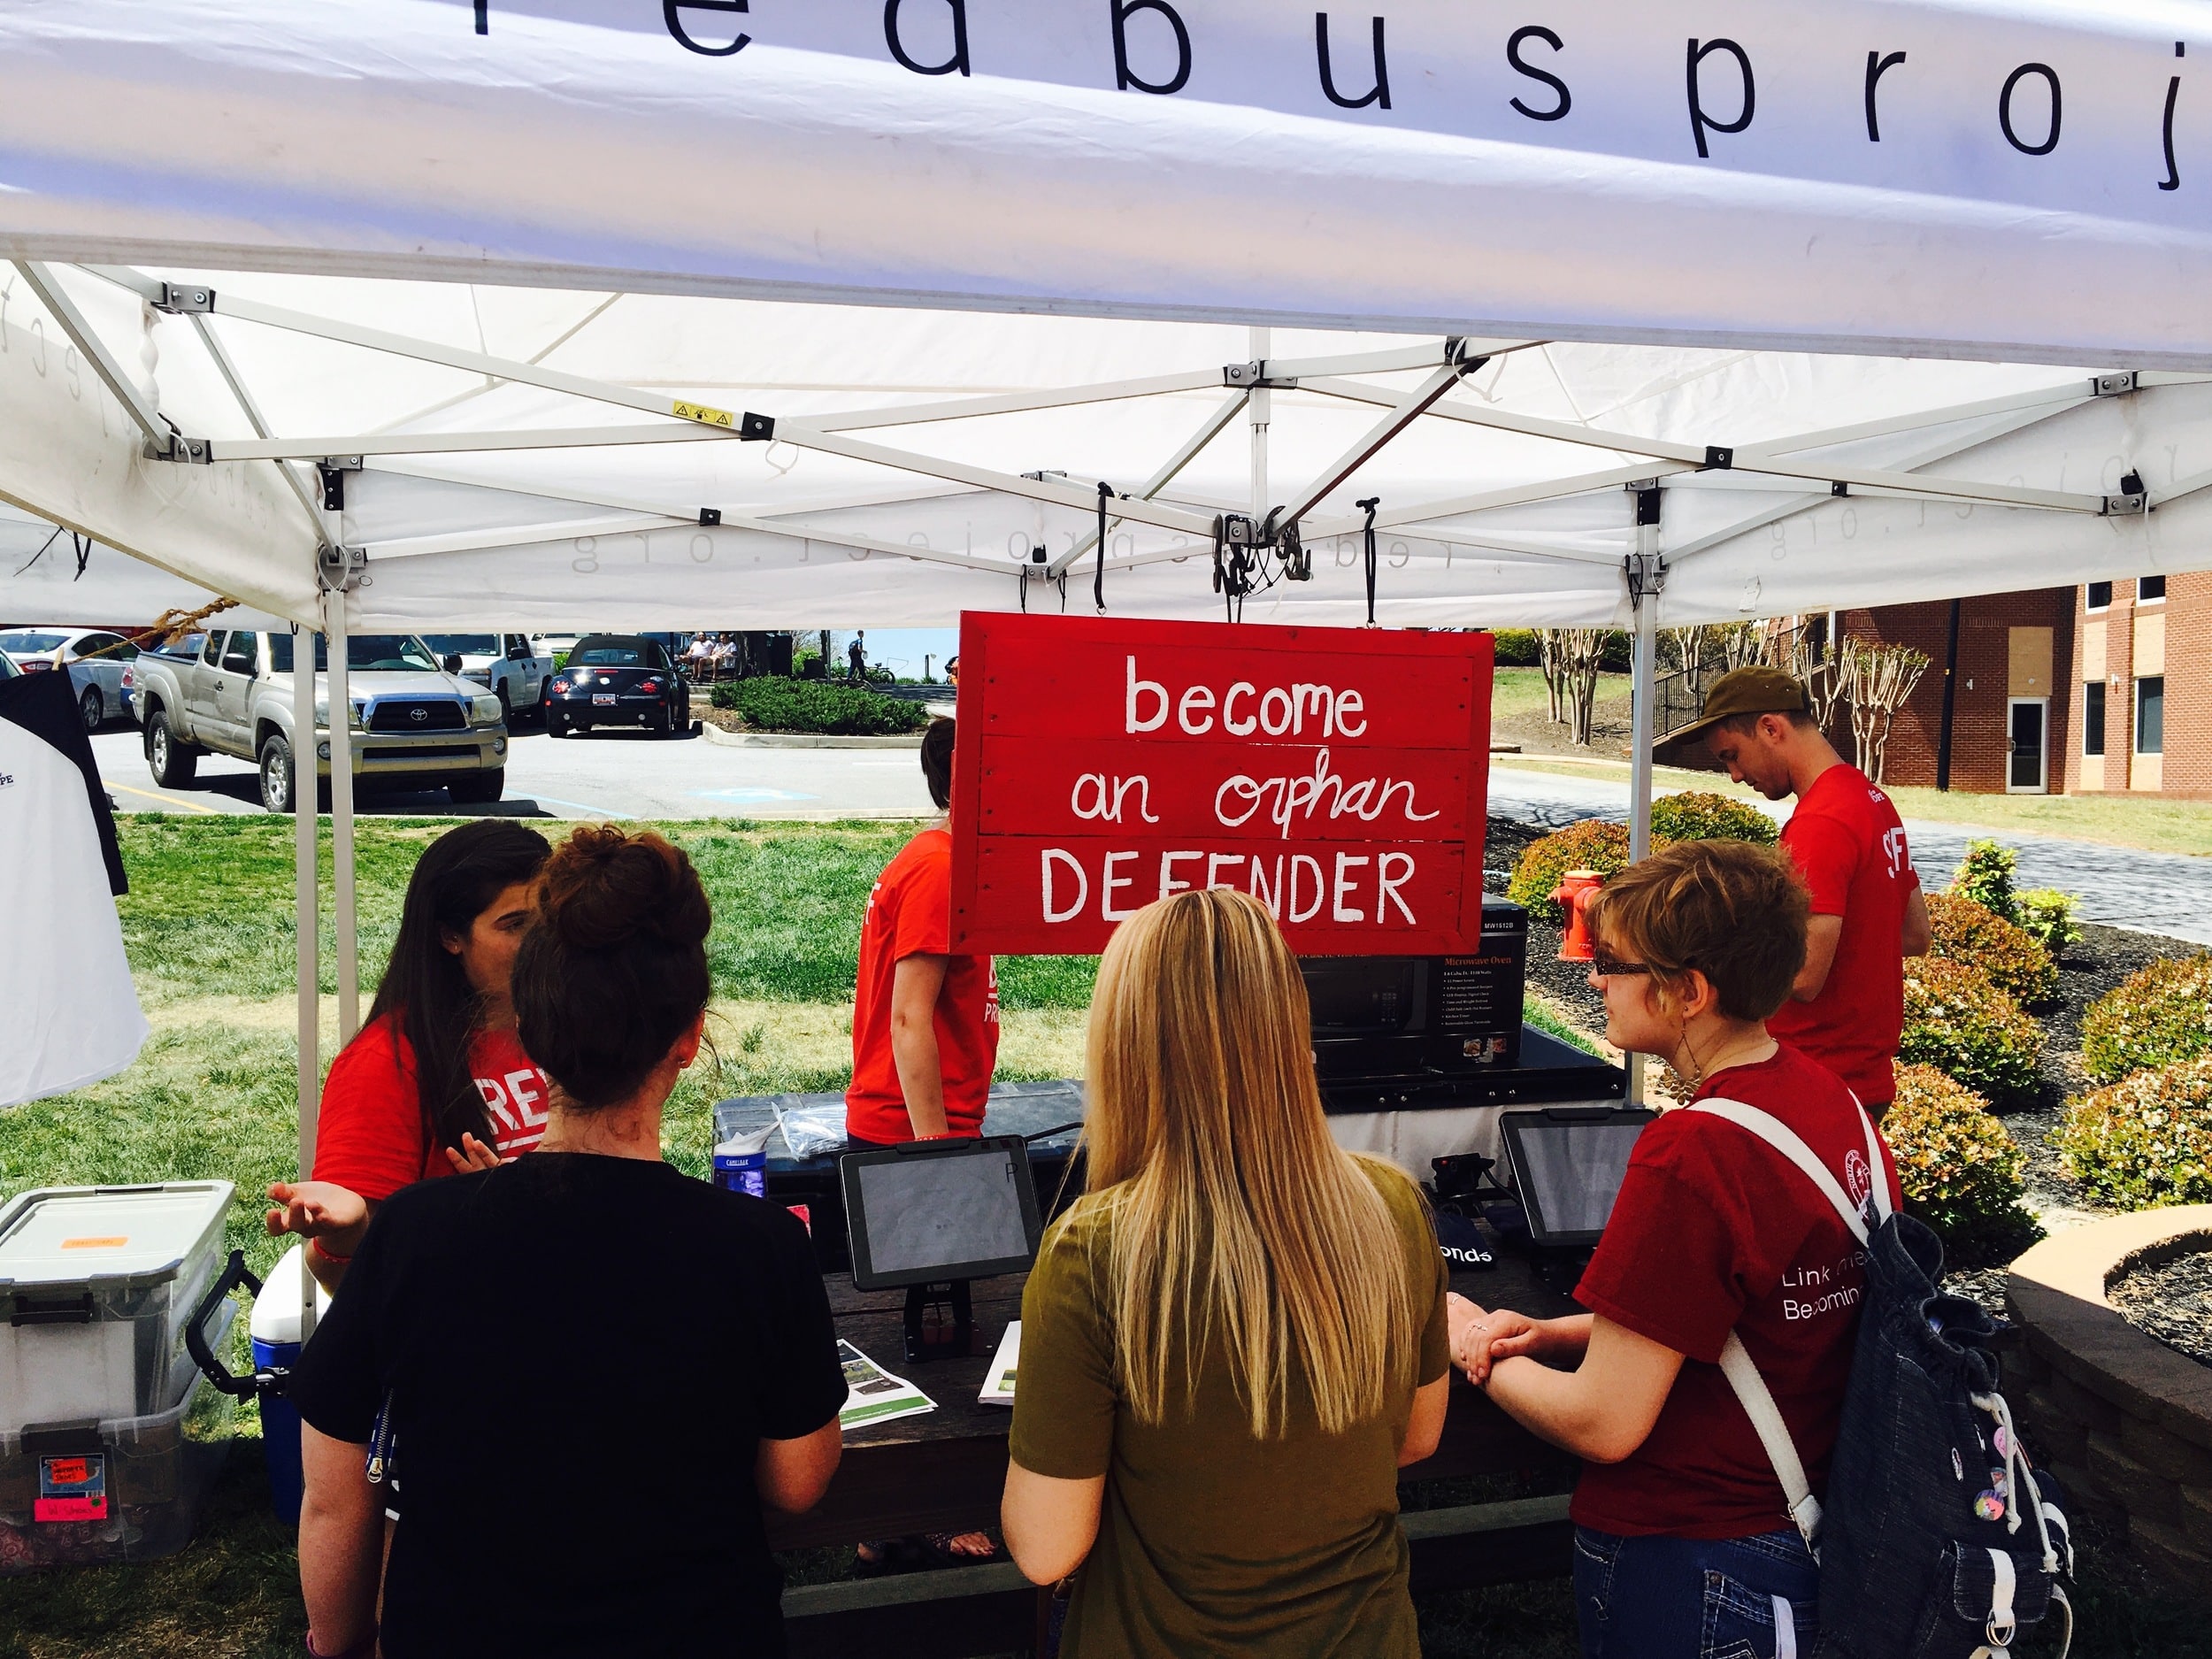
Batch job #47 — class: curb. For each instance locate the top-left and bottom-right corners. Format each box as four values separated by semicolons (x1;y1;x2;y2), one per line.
700;724;924;750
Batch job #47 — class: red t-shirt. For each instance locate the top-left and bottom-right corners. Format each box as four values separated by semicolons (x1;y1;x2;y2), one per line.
1571;1042;1901;1540
846;827;1000;1144
1769;764;1921;1102
312;1014;551;1202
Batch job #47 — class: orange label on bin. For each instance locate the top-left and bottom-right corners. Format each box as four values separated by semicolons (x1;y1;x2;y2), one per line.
60;1237;128;1249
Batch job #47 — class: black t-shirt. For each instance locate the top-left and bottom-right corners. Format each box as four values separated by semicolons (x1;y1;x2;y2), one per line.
289;1154;845;1658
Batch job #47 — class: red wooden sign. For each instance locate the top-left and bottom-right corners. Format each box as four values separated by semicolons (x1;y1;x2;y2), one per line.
949;614;1493;956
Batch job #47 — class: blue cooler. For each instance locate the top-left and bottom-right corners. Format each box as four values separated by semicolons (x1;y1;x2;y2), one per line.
247;1245;328;1525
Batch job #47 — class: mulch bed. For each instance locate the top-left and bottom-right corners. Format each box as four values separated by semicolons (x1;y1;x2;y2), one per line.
2108;1251;2212;1369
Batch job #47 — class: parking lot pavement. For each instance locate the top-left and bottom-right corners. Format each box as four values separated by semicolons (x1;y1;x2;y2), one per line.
90;725;940;822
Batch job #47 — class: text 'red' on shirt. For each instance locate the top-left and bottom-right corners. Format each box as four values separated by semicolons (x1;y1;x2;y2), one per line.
1768;763;1920;1103
1571;1043;1901;1540
312;1013;552;1201
847;826;1000;1144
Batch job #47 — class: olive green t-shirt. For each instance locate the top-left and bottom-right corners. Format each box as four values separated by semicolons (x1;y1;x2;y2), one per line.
1008;1160;1450;1658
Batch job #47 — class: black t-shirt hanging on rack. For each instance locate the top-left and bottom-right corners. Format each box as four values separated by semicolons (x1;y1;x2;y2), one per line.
289;1154;848;1659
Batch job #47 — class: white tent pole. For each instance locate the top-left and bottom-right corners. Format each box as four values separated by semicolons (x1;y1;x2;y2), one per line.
1249;326;1271;523
293;624;320;1179
1047;391;1247;579
1625;491;1662;1108
326;591;360;1042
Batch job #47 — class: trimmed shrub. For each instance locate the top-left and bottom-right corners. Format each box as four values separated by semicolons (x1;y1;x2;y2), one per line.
1491;627;1541;667
709;678;931;736
2013;888;2084;957
1884;1064;2041;1263
1507;819;1635;923
1899;956;2042;1107
2056;1056;2212;1210
2079;953;2212;1084
1648;791;1778;847
1924;892;2057;1004
1949;838;2019;924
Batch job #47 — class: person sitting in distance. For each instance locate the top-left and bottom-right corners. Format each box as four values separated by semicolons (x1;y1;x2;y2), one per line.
1002;888;1450;1655
289;826;846;1659
1449;839;1901;1659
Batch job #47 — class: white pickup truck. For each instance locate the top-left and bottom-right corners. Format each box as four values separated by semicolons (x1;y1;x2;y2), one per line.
423;634;556;725
132;629;510;811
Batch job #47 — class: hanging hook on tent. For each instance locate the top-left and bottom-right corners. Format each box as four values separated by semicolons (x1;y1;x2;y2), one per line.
1094;480;1113;612
72;533;92;580
1357;497;1381;626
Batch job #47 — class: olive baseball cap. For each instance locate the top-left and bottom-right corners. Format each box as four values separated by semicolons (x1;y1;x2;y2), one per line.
1653;665;1810;764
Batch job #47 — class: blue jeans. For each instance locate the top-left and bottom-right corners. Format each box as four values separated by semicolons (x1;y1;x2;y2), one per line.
1571;1526;1821;1659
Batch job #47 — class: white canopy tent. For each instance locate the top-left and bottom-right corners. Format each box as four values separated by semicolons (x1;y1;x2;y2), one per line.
4;0;2212;1173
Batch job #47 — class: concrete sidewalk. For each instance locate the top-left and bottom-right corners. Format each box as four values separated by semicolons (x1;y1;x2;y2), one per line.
1488;764;2212;947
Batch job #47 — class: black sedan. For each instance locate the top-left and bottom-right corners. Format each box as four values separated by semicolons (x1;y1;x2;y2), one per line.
544;634;691;738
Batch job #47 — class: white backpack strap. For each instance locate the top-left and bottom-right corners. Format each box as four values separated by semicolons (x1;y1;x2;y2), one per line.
1719;1331;1824;1554
1690;1099;1870;1245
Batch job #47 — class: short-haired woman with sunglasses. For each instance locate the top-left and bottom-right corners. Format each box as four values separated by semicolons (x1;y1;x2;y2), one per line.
1449;839;1901;1659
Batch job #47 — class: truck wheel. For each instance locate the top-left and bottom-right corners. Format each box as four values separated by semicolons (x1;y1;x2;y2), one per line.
496;683;512;726
259;732;296;814
447;768;505;805
80;685;104;733
146;710;198;788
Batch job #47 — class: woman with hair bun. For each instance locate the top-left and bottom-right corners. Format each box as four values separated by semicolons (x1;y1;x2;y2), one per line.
289;827;847;1659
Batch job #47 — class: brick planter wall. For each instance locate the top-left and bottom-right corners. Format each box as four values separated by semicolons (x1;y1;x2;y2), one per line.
2004;1207;2212;1589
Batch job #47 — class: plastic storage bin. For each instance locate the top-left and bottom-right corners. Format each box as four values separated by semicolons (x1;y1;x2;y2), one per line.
0;1303;236;1573
0;1182;234;1433
247;1244;329;1525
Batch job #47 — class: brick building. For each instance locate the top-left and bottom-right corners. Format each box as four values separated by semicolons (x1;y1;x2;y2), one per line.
1839;572;2210;798
1836;589;2076;795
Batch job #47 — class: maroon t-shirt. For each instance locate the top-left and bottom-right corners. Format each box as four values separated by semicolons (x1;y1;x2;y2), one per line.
1570;1043;1901;1540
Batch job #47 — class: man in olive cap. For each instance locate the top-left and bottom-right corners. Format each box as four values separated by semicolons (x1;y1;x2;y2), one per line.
1656;665;1931;1118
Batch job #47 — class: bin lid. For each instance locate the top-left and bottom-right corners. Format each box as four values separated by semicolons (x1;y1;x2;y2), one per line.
0;1183;234;1289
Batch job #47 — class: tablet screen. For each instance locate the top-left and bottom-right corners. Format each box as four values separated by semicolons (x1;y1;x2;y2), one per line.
853;1143;1033;1278
1507;1116;1650;1240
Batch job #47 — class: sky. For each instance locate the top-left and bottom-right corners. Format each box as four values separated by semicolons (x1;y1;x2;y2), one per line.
839;627;958;680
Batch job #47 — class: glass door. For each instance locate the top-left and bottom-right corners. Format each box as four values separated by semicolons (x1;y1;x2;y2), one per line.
2008;698;2047;793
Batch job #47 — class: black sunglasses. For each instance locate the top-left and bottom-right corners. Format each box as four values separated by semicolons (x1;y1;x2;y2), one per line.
1589;955;1655;979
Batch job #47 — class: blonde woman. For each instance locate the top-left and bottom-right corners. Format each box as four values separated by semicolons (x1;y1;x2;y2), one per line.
1002;889;1450;1655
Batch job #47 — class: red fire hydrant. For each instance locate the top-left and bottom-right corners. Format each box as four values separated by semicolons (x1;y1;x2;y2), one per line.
1550;869;1605;961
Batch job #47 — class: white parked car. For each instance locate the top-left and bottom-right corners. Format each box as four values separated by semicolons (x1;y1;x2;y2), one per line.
423;634;557;724
0;626;140;731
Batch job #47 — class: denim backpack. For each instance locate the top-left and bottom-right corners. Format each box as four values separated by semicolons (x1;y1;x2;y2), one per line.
1691;1099;2074;1659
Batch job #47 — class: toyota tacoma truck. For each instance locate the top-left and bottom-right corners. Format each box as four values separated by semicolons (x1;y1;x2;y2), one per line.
133;629;509;811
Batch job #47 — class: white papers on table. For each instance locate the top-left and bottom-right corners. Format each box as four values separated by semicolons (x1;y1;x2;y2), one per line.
837;1339;935;1430
978;1320;1020;1407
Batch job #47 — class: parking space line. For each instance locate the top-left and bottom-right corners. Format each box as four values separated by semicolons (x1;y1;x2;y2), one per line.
104;779;223;815
521;795;634;820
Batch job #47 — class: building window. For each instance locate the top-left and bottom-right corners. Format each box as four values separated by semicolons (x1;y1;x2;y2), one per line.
2083;682;2106;756
2086;580;2112;610
2136;676;2165;755
2139;574;2166;603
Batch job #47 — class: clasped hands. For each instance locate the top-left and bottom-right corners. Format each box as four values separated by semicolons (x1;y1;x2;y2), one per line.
1446;1291;1550;1386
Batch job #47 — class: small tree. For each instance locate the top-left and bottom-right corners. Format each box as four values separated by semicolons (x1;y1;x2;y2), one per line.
1555;627;1609;745
1664;624;1710;677
1538;628;1567;722
1842;641;1930;784
1788;626;1849;736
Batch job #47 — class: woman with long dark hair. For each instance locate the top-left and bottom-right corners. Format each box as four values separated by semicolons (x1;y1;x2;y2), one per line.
290;827;846;1659
266;818;552;1290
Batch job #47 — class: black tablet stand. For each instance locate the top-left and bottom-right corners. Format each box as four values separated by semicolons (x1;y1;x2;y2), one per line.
903;1279;976;1363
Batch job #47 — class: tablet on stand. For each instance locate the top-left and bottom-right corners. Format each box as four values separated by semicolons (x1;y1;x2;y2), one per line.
839;1136;1045;1363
